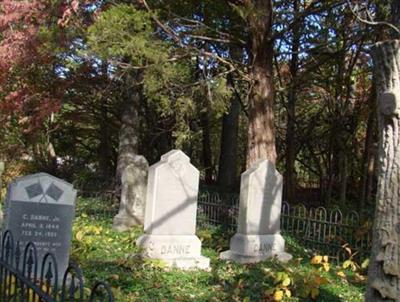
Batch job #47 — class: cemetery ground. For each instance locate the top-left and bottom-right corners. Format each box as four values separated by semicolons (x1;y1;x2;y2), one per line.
72;197;366;302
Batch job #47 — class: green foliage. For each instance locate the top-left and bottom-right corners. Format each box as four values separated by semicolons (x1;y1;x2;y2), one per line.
87;2;233;155
87;4;166;65
229;2;256;21
208;77;232;119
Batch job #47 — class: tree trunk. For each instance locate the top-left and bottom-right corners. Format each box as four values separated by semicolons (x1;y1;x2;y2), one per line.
98;63;112;182
285;0;300;203
391;0;400;33
217;91;240;192
366;39;400;302
361;84;377;208
200;76;214;184
325;149;335;203
339;151;347;205
99;102;112;181
245;0;276;167
115;73;141;192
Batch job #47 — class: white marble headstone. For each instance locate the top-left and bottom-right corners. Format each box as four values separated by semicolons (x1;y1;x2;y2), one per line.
220;160;292;263
137;150;209;269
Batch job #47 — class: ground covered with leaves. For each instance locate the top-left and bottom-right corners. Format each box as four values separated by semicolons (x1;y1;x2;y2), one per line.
71;198;366;301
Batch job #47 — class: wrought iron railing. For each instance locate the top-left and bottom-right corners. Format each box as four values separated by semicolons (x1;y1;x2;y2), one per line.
0;230;114;302
197;191;372;261
76;189;372;261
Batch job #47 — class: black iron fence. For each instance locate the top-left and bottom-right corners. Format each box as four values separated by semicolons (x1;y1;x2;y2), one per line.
0;230;114;302
76;189;372;261
197;191;372;261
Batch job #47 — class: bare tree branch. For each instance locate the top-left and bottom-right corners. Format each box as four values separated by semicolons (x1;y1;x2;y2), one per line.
346;0;400;36
138;0;250;81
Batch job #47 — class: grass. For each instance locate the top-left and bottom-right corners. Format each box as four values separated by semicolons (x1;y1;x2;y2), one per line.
70;197;366;301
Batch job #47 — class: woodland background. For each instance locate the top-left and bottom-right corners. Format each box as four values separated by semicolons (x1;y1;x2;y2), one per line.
1;0;395;211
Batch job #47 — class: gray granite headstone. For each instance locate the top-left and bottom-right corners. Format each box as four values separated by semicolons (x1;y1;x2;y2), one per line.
3;173;76;279
0;161;4;224
220;160;292;263
136;150;210;269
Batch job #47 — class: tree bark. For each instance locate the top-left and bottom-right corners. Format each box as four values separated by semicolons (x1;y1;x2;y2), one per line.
200;72;214;184
98;63;113;181
366;39;400;302
391;0;400;33
217;89;240;192
115;73;141;192
339;151;348;205
285;0;300;203
361;84;377;208
325;148;335;203
99;102;112;181
245;0;276;167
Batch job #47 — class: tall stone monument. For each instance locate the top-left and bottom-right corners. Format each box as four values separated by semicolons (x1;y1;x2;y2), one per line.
136;150;210;269
0;161;4;225
3;173;77;279
113;155;148;231
0;161;4;198
220;159;292;263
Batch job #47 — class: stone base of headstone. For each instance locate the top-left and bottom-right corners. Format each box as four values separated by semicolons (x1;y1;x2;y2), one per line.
220;234;292;264
137;234;210;270
112;214;143;232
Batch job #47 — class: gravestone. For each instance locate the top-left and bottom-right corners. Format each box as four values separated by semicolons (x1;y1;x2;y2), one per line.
113;155;148;231
0;162;4;225
3;173;77;278
220;159;292;263
136;150;210;269
0;161;4;176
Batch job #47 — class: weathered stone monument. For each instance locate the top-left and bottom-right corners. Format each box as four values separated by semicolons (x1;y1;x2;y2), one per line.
220;159;292;263
0;161;4;199
136;150;210;269
0;161;4;225
113;155;148;231
3;173;77;278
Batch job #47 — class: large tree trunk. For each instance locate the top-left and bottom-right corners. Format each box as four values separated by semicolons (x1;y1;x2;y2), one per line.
217;90;240;192
115;73;141;192
366;39;400;302
285;0;300;203
245;0;276;167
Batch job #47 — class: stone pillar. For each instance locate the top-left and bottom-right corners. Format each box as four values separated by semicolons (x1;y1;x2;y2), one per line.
220;159;292;263
136;150;210;269
113;155;148;232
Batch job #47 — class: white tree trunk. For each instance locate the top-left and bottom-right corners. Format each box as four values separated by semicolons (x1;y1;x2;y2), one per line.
366;39;400;301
